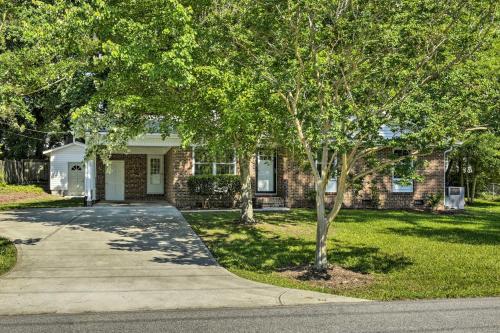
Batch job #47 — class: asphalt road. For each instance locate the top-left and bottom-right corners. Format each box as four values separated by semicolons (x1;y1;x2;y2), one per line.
0;297;498;333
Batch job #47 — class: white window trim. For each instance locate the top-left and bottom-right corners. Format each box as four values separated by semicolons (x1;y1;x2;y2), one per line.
192;147;237;176
392;150;414;193
315;159;337;194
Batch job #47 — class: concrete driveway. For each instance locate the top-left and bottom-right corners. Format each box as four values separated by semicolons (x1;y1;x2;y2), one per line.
0;205;362;315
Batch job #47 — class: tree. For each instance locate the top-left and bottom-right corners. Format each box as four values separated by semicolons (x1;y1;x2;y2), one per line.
224;0;497;270
170;1;276;224
444;40;500;201
0;0;98;158
0;0;195;160
74;1;275;224
72;0;196;157
457;133;500;203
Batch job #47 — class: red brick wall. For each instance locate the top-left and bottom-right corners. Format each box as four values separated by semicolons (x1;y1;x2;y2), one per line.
164;148;193;207
96;148;444;210
166;147;241;208
96;154;167;201
281;150;445;210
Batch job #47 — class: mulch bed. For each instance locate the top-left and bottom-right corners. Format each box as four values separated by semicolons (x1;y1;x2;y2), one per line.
278;265;374;289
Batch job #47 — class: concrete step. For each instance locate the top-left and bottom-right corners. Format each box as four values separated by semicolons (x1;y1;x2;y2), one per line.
255;196;285;208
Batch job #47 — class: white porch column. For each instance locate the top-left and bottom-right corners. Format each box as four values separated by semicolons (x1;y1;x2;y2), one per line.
84;158;96;205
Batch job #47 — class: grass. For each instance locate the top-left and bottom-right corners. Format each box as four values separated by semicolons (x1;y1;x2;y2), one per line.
0;184;47;194
0;237;16;276
184;200;500;300
0;184;83;210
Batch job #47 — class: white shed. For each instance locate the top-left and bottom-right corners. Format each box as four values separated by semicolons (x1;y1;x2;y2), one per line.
43;142;87;196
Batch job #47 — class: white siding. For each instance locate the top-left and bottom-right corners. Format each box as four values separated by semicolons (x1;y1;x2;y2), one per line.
49;145;86;193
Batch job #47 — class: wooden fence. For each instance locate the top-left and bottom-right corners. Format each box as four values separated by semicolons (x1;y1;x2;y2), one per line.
0;159;49;185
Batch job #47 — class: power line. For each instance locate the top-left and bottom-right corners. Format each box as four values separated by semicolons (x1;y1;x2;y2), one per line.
0;120;70;135
1;129;46;142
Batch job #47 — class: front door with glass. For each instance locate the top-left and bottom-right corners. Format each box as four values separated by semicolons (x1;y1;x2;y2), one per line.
147;155;164;194
256;151;276;193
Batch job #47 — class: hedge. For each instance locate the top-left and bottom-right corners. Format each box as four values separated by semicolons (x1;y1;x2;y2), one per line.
187;175;241;208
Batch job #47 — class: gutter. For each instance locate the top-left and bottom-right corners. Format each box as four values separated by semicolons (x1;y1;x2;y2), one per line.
443;141;463;209
443;147;453;209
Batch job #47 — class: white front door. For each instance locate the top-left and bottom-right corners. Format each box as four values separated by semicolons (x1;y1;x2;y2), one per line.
257;151;276;193
147;155;164;194
105;161;125;201
68;162;85;196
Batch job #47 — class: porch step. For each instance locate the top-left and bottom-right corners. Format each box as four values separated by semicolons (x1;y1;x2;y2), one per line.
255;196;285;208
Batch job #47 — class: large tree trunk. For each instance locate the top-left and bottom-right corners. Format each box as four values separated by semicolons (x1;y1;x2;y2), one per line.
459;158;464;187
314;185;328;270
239;154;255;224
313;154;348;271
471;174;477;204
445;158;454;185
465;159;471;204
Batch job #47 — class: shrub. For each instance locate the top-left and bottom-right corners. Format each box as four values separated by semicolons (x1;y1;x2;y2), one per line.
369;179;381;209
426;192;443;210
480;193;500;202
187;175;241;208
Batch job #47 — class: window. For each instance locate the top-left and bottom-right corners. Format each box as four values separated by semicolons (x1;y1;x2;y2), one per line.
392;149;414;193
150;158;160;175
315;152;337;193
193;148;236;175
150;158;161;185
71;165;82;171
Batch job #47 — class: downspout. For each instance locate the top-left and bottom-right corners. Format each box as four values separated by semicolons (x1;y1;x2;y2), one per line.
443;147;453;209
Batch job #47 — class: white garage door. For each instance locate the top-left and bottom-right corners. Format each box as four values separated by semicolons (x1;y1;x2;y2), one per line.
68;162;85;196
105;160;125;201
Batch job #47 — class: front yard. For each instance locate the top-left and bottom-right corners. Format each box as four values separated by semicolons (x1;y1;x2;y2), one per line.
0;184;82;210
184;200;500;300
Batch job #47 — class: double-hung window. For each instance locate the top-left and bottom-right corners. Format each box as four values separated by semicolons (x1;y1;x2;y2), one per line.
193;148;236;175
315;152;337;193
392;149;414;193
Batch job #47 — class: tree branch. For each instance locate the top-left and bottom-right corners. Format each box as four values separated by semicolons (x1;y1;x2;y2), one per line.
352;150;427;182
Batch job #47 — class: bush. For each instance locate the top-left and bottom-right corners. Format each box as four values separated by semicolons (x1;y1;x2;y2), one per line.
304;188;316;206
480;193;500;202
187;175;241;208
426;192;442;210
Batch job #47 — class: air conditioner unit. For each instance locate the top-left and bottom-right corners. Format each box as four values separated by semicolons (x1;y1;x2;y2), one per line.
446;187;465;210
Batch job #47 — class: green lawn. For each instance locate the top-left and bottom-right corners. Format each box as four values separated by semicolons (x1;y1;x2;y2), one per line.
0;184;83;210
0;184;47;194
0;237;16;276
184;200;500;300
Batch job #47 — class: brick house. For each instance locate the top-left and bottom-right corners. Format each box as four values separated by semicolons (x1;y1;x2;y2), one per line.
43;133;446;210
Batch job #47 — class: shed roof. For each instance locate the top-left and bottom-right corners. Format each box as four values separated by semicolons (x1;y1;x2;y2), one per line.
43;142;86;155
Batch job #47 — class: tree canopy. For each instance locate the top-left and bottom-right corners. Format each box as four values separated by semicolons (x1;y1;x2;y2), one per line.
216;0;497;269
0;0;498;269
72;0;196;156
0;0;98;158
